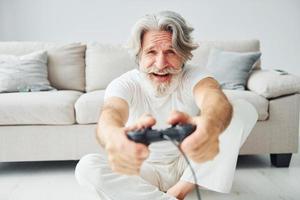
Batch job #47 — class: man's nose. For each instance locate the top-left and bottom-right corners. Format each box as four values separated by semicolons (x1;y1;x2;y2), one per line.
155;53;168;70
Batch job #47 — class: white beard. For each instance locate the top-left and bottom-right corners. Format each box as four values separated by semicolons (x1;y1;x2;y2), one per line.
140;72;182;97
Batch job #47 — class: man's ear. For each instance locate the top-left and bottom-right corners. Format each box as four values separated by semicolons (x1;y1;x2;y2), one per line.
135;56;139;66
135;53;142;68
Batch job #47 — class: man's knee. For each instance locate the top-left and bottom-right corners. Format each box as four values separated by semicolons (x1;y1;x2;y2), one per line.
75;153;107;188
230;99;258;145
231;99;258;125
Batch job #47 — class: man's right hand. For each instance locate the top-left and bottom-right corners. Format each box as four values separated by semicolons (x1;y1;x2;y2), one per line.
103;114;156;175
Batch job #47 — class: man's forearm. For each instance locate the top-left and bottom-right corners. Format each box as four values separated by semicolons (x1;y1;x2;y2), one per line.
96;97;129;147
99;106;126;129
97;107;125;147
198;88;232;133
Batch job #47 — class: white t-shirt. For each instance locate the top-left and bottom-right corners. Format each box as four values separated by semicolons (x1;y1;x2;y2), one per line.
104;65;212;159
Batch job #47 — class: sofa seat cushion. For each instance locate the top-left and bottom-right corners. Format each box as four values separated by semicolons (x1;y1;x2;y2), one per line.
75;90;105;124
223;90;269;121
0;90;82;125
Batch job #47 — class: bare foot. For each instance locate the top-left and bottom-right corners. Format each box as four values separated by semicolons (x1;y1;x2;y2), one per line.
167;181;195;200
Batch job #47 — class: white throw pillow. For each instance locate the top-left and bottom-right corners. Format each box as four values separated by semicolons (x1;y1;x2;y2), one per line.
0;51;54;92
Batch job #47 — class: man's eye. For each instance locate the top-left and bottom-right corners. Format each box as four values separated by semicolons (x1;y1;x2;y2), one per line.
147;51;155;55
166;50;175;54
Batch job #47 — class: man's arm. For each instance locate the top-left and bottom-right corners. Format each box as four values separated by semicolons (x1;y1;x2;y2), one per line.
96;96;152;175
167;77;232;163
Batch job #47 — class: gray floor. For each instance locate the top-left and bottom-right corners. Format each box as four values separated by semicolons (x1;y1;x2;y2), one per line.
0;153;299;200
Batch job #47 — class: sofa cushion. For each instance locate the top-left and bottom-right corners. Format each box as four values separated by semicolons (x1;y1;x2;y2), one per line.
223;89;269;121
0;51;54;92
75;90;105;124
207;49;261;90
0;42;86;91
47;43;86;91
85;43;137;92
189;40;261;69
247;69;300;98
0;90;82;125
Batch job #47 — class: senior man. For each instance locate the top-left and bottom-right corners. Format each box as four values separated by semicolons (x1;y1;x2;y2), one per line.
75;11;258;200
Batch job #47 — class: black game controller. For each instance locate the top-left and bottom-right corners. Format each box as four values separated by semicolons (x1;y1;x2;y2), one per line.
127;124;196;145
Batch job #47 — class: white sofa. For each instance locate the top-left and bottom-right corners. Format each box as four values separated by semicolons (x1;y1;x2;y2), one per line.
0;40;299;167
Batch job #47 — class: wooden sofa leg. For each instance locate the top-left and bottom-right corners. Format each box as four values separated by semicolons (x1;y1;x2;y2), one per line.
270;153;292;167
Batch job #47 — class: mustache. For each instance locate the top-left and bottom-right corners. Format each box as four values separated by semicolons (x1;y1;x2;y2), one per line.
140;65;182;75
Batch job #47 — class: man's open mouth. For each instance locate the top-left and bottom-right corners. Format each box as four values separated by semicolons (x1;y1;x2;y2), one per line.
150;73;172;82
151;73;170;77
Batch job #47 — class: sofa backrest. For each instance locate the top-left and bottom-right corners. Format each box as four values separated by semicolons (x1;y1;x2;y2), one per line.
0;42;86;92
189;39;261;69
0;39;260;92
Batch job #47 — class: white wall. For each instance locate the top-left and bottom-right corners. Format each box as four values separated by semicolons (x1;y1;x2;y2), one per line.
0;0;300;75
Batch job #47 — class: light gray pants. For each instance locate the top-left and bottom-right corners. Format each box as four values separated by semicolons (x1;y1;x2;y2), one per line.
75;99;258;200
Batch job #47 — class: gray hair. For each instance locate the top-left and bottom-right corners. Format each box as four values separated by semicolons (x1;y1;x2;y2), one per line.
128;11;198;63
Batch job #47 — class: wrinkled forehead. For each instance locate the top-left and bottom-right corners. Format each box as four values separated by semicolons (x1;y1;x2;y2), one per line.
141;30;173;50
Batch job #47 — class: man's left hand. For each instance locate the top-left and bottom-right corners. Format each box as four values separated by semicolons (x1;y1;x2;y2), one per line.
167;110;223;163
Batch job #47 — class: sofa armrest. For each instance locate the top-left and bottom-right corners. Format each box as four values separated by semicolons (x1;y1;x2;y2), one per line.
247;69;300;98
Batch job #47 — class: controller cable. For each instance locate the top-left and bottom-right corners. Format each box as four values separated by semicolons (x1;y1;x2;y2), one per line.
162;134;202;200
